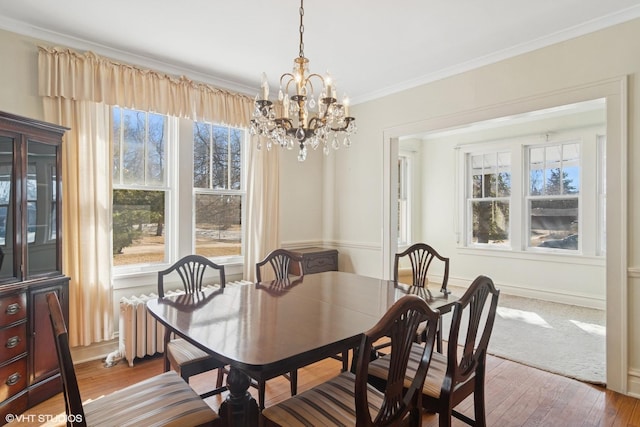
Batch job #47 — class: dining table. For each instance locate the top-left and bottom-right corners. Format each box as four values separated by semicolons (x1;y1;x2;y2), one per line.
146;270;457;427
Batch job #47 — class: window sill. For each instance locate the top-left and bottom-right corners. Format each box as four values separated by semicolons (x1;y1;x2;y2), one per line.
456;246;605;267
113;260;245;290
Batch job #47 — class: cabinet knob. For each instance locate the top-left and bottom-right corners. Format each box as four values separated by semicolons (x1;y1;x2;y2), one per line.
5;303;20;315
5;336;21;349
6;372;21;386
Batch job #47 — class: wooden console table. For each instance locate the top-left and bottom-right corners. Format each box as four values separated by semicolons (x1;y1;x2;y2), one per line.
289;247;338;275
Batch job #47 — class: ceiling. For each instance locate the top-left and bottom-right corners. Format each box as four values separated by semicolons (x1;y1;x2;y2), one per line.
1;1;639;104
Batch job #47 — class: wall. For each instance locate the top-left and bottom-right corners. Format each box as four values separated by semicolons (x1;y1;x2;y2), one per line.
336;18;640;395
0;29;43;119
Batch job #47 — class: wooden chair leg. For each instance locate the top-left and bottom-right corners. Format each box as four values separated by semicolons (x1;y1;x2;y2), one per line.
259;381;266;410
290;370;297;396
341;350;349;372
216;368;225;388
436;317;443;353
474;378;487;427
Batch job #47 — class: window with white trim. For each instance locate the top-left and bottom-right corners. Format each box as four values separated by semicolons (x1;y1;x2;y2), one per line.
467;151;511;247
527;142;580;250
111;107;247;271
460;127;604;256
397;154;411;246
193;122;245;260
112;108;170;267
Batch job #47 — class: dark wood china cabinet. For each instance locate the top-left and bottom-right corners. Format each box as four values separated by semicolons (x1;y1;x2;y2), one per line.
0;111;69;420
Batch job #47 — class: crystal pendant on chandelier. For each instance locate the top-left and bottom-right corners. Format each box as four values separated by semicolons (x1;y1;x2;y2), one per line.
249;0;356;162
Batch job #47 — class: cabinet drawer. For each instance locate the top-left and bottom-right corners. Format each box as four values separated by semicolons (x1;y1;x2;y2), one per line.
0;357;27;402
0;293;26;327
303;253;338;274
290;248;339;275
0;323;26;363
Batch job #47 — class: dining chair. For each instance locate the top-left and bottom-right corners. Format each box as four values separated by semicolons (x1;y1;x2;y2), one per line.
46;292;221;427
262;294;440;427
369;275;500;427
394;243;450;296
394;242;451;353
255;248;303;282
158;254;228;399
253;249;304;409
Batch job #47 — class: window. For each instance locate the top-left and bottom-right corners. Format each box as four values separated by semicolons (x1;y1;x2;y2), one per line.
527;142;580;250
193;122;245;259
397;154;411;246
112;107;169;267
111;107;247;271
467;152;511;247
460;127;603;255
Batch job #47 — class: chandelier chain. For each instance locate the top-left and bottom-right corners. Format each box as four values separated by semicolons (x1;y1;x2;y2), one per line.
299;1;305;58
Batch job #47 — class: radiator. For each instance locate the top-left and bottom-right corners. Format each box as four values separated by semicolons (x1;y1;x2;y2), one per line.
107;281;250;367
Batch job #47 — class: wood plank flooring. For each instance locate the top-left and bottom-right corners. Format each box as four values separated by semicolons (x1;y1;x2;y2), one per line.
11;352;640;426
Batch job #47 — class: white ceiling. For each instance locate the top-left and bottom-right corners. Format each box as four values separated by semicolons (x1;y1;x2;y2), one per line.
1;0;639;104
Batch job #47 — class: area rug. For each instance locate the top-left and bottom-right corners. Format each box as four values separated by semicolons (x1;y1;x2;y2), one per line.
444;286;606;385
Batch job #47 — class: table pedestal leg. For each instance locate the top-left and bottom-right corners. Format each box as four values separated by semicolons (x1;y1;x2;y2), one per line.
219;366;259;427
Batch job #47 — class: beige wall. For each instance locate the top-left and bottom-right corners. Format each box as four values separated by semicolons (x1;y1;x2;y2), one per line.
3;18;640;395
0;29;43;119
337;18;640;395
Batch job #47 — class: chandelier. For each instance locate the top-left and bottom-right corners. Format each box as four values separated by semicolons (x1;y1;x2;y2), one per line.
249;0;356;162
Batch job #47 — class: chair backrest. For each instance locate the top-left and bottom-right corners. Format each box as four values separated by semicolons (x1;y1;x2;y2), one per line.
157;254;226;297
394;243;450;295
445;275;500;393
255;249;303;282
46;292;87;427
355;295;439;426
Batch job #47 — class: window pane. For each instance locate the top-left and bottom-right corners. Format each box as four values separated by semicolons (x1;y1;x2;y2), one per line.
212;126;229;189
483;154;496;197
563;143;580;194
112;189;165;266
530;198;578;250
529;147;544;195
497;152;511;197
471;155;483;198
230;128;243;190
193;122;211;188
146;113;166;186
113;109;121;182
122;109;146;185
471;200;509;246
563;166;580;194
194;193;241;257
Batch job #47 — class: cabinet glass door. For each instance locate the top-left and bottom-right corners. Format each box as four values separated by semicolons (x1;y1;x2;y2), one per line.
26;140;59;276
0;136;15;280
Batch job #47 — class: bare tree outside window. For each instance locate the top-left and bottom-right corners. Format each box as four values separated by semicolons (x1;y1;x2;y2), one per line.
193;123;244;258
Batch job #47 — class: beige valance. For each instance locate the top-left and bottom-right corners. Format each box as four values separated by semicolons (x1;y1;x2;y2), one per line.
38;46;253;127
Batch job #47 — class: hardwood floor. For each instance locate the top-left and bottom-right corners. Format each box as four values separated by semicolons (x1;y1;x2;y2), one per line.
12;352;640;426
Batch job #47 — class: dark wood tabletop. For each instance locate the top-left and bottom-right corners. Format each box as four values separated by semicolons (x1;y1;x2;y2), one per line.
146;270;457;426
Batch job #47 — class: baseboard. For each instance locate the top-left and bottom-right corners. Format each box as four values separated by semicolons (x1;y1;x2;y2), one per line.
627;368;640;398
70;338;119;365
